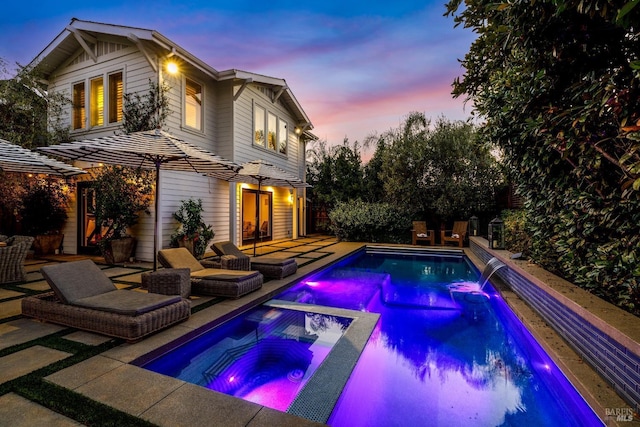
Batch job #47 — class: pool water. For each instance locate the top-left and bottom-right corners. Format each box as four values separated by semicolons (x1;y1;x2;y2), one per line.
144;306;351;411
277;251;603;426
143;249;603;426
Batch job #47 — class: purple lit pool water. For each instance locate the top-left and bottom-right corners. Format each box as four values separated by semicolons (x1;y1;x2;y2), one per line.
277;250;603;426
144;306;351;411
144;249;603;426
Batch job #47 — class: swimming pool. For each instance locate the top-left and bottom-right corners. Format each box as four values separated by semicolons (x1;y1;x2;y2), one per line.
142;248;603;426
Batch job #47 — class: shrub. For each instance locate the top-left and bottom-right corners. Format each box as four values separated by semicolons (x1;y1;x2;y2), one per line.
329;200;411;243
169;199;215;259
501;209;530;257
20;179;72;235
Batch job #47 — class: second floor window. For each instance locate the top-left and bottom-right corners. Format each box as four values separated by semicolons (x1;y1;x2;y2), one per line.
253;103;289;155
72;71;123;130
185;77;202;130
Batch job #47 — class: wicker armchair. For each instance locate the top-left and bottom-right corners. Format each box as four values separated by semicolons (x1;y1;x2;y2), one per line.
0;236;35;284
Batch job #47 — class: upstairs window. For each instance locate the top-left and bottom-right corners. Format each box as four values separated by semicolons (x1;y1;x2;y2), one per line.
278;120;288;154
72;70;123;130
108;72;123;124
72;82;85;130
254;106;265;146
185;77;202;130
253;103;289;156
90;77;104;127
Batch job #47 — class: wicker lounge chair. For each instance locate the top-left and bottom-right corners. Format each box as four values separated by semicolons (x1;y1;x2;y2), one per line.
441;221;468;247
204;241;298;280
157;248;263;298
0;235;35;284
21;260;191;342
411;221;435;246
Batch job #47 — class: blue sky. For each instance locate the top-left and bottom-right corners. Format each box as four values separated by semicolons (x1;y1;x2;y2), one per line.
0;0;476;149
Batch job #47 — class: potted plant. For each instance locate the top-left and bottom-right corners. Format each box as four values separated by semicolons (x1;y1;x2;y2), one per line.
20;178;73;256
92;165;153;264
169;198;215;259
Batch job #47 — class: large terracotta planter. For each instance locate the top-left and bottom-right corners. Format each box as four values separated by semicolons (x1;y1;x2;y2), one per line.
102;237;136;264
33;234;64;256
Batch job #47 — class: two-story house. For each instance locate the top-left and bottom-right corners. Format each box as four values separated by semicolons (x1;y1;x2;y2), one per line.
29;18;316;262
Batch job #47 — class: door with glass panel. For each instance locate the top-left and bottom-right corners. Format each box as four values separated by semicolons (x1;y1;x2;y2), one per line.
77;182;100;254
241;188;272;245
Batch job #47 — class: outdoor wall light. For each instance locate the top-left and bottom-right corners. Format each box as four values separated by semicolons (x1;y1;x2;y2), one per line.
294;127;302;135
488;216;505;250
166;61;179;75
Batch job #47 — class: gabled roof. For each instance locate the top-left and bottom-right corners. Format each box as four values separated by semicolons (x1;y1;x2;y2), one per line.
29;18;314;133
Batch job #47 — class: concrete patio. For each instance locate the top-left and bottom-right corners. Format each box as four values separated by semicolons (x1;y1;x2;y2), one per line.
0;236;636;426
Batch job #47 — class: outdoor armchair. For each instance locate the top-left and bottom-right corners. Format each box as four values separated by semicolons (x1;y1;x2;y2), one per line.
411;221;435;246
0;236;34;284
21;259;191;342
441;221;468;248
157;248;263;298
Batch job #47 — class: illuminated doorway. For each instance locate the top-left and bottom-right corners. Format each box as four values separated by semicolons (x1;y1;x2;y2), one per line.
241;188;272;245
77;182;100;254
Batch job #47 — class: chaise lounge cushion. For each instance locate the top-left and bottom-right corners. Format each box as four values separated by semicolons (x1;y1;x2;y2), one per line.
41;259;117;304
158;248;263;298
210;241;297;279
72;290;182;316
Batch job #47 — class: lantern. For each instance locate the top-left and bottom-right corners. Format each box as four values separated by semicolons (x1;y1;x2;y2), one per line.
488;217;505;249
469;215;479;237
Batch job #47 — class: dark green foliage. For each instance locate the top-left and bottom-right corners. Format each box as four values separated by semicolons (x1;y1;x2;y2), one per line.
121;79;171;133
375;113;504;221
446;0;640;313
169;199;215;259
328;200;412;243
502;209;531;257
0;58;70;147
20;179;71;235
92;165;153;246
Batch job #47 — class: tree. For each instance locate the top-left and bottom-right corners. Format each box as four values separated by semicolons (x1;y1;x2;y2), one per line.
373;113;503;222
0;58;70;148
446;0;640;313
121;79;170;133
306;138;364;206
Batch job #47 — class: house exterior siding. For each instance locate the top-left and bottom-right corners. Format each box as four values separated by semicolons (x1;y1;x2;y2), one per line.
34;19;314;261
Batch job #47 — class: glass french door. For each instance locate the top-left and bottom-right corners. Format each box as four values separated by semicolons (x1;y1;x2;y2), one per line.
77;182;100;254
242;188;272;245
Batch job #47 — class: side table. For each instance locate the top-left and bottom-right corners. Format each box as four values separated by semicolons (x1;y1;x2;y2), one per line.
142;268;191;298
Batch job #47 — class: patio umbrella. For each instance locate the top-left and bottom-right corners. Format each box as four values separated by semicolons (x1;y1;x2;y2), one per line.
227;160;310;256
0;138;86;177
40;129;240;269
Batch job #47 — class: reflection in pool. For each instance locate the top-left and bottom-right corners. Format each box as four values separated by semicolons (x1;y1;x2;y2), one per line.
277;251;602;426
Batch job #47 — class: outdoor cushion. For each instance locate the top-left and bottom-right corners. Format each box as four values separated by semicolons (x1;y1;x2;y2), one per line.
41;259;116;304
251;257;296;266
72;290;182;316
211;241;247;259
158;248;205;272
191;268;261;282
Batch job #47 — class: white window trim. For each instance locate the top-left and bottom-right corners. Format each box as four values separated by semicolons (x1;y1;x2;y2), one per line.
252;101;289;158
182;75;204;133
70;69;124;132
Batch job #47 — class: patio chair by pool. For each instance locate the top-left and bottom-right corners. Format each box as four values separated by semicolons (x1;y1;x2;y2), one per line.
441;221;468;248
204;241;298;280
411;221;435;246
157;248;263;298
21;260;191;342
0;235;35;284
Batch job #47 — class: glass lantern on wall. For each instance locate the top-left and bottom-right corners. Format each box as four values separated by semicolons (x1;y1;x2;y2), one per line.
469;216;479;237
488;217;505;249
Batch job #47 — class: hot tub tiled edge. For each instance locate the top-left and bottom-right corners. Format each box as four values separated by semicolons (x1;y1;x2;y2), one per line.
470;237;640;417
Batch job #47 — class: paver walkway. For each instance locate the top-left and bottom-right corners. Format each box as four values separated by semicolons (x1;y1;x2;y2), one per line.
0;235;346;427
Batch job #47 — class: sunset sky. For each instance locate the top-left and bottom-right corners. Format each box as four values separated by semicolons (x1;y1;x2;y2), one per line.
0;0;477;150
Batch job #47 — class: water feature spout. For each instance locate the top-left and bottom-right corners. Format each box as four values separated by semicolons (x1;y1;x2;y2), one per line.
479;257;507;290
